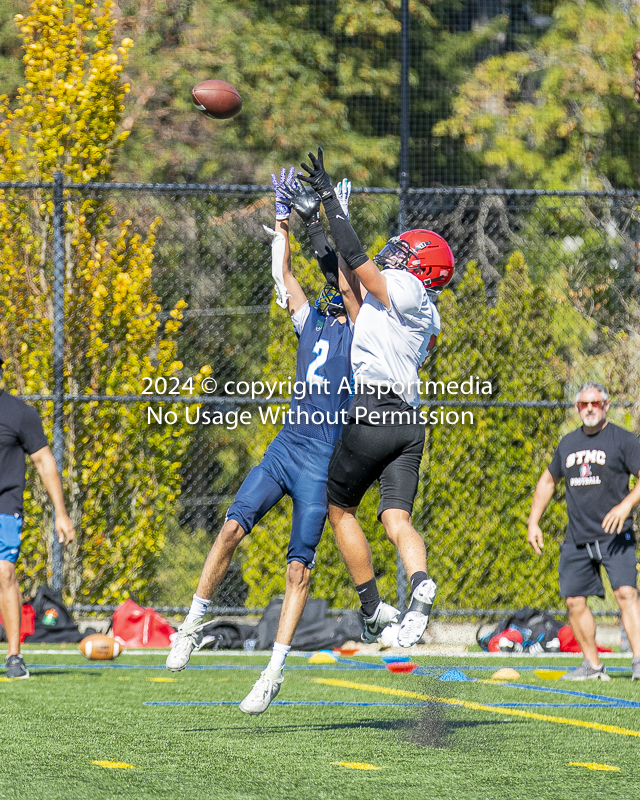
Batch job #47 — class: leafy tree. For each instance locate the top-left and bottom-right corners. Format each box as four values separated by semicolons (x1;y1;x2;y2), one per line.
110;0;562;186
435;1;640;189
417;255;567;609
116;0;396;184
511;195;637;347
0;0;26;98
4;0;633;189
81;0;510;185
0;0;207;602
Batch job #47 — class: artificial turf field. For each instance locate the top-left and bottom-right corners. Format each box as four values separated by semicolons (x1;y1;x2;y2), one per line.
2;649;640;799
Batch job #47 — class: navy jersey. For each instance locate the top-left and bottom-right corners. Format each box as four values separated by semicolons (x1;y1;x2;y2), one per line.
284;302;353;445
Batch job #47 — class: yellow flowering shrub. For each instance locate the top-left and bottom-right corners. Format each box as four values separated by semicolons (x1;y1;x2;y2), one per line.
0;0;205;602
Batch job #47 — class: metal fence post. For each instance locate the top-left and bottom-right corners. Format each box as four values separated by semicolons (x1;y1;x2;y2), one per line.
52;171;65;593
396;0;410;609
398;0;410;234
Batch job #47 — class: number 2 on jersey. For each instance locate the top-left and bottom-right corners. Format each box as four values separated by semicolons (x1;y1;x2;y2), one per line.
306;340;329;387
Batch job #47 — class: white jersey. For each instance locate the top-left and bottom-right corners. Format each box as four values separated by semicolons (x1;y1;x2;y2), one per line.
351;269;440;407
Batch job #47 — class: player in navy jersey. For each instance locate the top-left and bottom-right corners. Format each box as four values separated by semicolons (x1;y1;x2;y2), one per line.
166;169;362;714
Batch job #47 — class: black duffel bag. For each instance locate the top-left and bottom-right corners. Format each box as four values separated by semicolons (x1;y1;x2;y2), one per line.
23;586;87;643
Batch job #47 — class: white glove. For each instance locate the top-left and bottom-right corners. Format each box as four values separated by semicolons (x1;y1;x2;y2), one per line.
263;225;291;309
335;178;352;219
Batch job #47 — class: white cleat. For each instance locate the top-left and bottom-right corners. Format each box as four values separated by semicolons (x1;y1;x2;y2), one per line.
165;623;204;672
239;668;284;715
361;602;400;644
397;579;437;648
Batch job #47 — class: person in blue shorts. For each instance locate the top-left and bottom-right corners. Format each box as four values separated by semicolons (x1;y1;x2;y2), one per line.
166;170;362;715
0;352;75;679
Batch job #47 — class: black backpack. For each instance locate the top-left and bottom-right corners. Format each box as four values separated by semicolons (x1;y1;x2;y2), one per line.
255;598;363;651
23;586;87;643
198;598;364;651
198;621;258;650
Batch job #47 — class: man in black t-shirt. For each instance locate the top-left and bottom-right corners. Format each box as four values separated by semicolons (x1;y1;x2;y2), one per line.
0;354;75;679
528;382;640;681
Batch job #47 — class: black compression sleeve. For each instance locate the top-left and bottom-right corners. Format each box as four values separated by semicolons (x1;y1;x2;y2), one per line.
321;191;369;270
306;220;339;289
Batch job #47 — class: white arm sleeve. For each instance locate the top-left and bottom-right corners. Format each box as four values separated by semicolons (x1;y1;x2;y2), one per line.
385;270;423;316
263;225;291;309
291;301;310;335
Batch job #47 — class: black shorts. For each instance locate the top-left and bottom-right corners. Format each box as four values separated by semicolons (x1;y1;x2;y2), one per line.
326;419;425;517
558;534;638;598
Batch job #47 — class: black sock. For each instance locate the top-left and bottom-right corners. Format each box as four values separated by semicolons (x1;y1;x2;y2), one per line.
356;578;380;618
410;571;428;594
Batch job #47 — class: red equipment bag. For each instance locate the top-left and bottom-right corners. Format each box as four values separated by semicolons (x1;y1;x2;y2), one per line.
0;603;35;643
558;624;612;654
112;599;175;648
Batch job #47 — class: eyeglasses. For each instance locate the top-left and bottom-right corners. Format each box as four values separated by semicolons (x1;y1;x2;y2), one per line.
577;400;605;410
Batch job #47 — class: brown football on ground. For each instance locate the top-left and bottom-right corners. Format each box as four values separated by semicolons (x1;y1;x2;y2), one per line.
191;80;242;120
79;633;121;660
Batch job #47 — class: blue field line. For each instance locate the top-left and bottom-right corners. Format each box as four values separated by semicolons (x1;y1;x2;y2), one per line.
334;655;437;676
24;663;258;670
422;664;634;674
144;700;431;707
20;661;640;708
494;681;640;708
480;702;628;708
332;655;634;677
329;655;640;708
329;657;386;670
288;663;381;670
22;663;381;672
413;667;445;678
142;699;635;709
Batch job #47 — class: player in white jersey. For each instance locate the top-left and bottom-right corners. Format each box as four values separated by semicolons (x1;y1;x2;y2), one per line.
300;147;454;647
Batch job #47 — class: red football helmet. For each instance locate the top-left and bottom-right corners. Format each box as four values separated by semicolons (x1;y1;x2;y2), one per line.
373;229;454;293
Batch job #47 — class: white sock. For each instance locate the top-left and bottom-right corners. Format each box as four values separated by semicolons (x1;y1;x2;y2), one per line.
268;642;291;673
184;594;211;627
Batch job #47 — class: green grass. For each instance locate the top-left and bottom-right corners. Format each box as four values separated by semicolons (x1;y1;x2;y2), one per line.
1;651;640;799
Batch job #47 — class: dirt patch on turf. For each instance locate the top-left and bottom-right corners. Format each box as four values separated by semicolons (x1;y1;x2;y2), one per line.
404;703;449;749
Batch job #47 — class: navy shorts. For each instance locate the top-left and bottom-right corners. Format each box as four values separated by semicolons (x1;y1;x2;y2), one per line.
0;514;23;564
558;534;638;598
226;430;334;568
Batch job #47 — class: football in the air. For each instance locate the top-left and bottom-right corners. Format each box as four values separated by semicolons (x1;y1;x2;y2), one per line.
191;80;242;120
79;633;122;660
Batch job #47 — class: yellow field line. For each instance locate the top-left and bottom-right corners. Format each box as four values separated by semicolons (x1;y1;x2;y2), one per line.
312;678;640;739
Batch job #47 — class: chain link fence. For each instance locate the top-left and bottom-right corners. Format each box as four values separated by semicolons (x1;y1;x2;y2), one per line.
1;179;639;616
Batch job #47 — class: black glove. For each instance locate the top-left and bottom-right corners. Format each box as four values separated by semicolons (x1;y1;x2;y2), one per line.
307;220;339;289
299;147;334;201
300;150;368;271
281;178;339;288
280;179;321;224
